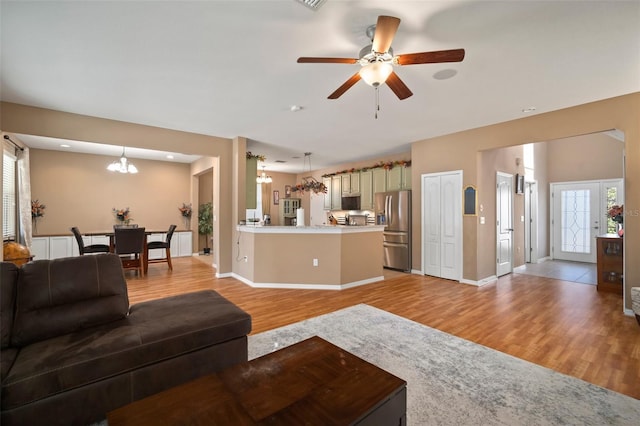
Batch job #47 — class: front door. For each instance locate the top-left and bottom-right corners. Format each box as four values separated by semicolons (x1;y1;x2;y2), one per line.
496;173;513;277
551;182;600;263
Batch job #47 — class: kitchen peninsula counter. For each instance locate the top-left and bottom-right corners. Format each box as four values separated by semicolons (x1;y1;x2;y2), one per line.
234;225;385;289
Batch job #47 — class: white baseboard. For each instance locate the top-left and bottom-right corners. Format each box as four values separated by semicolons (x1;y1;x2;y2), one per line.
411;269;423;275
537;256;552;263
624;308;635;317
230;273;384;290
460;275;498;287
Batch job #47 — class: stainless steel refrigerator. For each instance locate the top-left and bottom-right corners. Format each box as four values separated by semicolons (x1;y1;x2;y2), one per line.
375;190;411;271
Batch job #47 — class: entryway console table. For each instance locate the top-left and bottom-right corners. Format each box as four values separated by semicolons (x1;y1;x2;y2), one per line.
596;234;623;294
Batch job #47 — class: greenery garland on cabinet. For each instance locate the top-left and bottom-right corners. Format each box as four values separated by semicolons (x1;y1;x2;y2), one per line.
321;160;411;178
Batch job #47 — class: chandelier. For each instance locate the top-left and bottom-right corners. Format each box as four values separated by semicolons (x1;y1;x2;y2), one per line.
107;147;138;174
256;165;272;184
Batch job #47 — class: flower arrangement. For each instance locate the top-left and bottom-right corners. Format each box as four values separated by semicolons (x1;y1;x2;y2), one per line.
31;200;46;218
291;177;328;194
608;205;624;223
113;207;132;225
179;203;192;218
246;151;266;162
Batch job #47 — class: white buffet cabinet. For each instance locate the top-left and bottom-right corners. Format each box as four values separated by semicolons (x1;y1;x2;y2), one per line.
31;231;193;261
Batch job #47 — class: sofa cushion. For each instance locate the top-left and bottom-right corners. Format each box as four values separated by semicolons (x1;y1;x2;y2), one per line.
11;254;129;347
1;348;18;383
1;262;18;349
1;290;251;410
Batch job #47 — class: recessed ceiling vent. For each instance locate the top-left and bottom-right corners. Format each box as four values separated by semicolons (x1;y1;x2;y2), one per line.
275;160;287;163
295;0;327;11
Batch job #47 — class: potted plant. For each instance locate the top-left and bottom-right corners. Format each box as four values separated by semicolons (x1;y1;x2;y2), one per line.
198;202;213;254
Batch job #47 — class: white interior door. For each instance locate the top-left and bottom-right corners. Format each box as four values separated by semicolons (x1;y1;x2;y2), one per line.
422;171;462;280
524;181;538;264
423;175;441;277
496;173;513;276
551;182;600;263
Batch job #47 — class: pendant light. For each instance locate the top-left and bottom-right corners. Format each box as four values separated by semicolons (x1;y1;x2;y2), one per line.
107;147;138;174
256;165;272;183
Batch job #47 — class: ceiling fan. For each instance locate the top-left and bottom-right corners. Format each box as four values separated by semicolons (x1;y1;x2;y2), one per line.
297;15;465;100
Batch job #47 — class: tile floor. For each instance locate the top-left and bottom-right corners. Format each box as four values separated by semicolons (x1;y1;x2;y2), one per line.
514;259;597;285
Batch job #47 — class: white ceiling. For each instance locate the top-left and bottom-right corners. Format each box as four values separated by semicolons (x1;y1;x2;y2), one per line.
1;1;639;173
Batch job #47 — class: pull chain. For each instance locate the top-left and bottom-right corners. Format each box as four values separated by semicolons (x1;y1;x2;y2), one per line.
374;86;380;119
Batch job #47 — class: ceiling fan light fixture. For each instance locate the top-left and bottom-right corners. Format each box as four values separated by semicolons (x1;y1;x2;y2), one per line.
359;62;393;87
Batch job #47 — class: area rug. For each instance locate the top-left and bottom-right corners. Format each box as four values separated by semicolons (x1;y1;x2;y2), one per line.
248;304;640;425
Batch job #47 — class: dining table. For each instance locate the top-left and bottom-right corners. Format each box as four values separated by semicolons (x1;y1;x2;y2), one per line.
85;229;166;274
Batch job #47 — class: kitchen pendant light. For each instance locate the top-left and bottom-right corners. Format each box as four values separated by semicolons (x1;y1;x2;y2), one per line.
107;147;138;174
256;165;272;184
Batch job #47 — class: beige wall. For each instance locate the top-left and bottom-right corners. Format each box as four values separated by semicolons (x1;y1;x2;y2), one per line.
29;148;191;235
547;132;624;183
411;92;639;310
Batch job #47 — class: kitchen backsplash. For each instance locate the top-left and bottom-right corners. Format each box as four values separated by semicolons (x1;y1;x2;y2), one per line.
327;210;375;225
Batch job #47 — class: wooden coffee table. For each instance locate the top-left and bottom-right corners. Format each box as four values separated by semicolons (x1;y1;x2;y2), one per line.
107;336;406;425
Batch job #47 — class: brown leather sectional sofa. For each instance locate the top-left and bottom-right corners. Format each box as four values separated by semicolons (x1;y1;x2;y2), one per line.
1;254;252;425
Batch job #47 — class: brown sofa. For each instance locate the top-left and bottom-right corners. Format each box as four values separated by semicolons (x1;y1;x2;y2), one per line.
1;254;252;425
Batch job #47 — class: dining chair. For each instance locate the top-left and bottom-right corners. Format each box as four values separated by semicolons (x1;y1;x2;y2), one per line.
113;227;146;276
146;224;177;271
71;227;110;255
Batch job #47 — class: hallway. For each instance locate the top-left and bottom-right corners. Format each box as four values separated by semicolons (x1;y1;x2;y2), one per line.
514;259;597;285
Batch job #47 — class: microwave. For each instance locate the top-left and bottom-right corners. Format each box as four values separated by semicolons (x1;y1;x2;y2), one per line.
341;196;361;211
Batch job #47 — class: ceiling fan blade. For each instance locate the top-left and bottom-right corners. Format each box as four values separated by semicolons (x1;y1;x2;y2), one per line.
386;72;413;100
396;49;465;66
328;72;362;99
372;15;401;54
297;57;358;64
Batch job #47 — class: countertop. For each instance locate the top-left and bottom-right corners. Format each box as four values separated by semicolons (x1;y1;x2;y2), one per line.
237;225;385;234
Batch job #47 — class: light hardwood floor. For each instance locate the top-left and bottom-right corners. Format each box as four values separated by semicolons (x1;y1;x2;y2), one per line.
127;257;640;399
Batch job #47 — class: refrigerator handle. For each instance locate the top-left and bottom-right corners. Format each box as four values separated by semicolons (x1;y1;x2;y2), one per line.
387;195;393;225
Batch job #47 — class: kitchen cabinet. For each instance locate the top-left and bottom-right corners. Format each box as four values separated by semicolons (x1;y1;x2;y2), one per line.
402;166;412;189
49;236;73;259
246;157;258;209
279;198;301;225
596;235;623;294
372;168;387;195
386;166;412;191
341;173;360;195
360;170;374;210
31;237;49;261
32;232;193;261
386;167;402;191
331;176;342;210
178;231;193;256
323;177;332;210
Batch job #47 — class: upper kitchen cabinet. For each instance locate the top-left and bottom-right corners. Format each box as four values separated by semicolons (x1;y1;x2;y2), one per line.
246;157;258;209
386;166;411;191
341;173;360;195
323;177;332;210
360;170;374;210
372;168;387;194
331;176;342;210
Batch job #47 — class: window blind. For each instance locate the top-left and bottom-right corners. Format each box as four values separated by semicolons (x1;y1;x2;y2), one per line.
3;150;17;241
